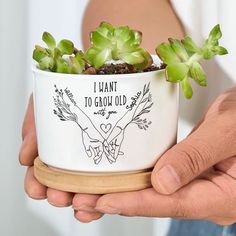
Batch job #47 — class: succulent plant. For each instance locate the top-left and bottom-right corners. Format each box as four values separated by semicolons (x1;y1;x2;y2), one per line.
84;22;153;70
33;32;85;74
33;23;228;100
156;24;228;99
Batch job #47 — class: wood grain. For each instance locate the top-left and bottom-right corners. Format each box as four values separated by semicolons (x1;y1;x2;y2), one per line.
34;158;152;194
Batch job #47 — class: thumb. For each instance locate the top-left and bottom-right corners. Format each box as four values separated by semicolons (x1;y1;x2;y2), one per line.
19;94;38;166
151;116;235;195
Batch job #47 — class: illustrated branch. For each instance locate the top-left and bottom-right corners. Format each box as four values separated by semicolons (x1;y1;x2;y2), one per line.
105;83;154;162
53;85;108;164
128;82;153;130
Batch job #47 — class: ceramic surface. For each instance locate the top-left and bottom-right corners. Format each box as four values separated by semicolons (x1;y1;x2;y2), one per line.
33;63;179;172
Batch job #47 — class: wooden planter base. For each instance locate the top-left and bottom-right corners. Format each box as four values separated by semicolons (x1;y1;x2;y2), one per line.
34;158;152;194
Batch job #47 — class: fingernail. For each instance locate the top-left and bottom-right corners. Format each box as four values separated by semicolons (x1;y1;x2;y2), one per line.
48;201;71;208
28;195;47;200
95;205;121;215
155;165;181;194
73;205;98;213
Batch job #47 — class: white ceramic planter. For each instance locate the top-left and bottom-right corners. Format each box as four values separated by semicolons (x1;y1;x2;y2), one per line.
33;60;179;173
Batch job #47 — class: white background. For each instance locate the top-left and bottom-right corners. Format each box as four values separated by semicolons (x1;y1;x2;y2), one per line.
0;0;235;235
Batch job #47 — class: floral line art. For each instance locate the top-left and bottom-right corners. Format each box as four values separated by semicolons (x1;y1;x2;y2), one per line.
53;83;153;165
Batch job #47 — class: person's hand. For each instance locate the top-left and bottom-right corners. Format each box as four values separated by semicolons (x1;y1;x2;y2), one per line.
82;130;104;164
72;86;236;225
19;95;105;222
19;95;75;205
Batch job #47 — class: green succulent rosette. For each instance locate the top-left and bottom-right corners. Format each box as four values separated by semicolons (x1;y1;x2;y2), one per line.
156;24;228;99
33;32;85;74
84;22;153;70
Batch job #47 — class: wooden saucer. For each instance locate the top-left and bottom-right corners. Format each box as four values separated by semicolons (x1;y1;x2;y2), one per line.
34;158;152;194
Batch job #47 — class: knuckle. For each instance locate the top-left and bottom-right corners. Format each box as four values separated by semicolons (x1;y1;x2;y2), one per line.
225;119;236;154
172;198;188;218
172;195;202;219
175;141;213;177
125;193;144;216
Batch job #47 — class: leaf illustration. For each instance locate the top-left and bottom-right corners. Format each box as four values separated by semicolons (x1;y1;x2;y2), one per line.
138;109;150;116
143;84;146;96
138;125;143;129
141;97;148;104
144;102;153;110
143;82;150;96
148;93;152;102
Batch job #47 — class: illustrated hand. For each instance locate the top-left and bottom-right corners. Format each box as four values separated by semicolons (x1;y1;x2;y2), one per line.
104;84;153;163
82;130;104;164
19;95;104;222
106;126;125;163
73;87;236;225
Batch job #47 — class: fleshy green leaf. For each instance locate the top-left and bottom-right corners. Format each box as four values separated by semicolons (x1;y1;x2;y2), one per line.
92;48;112;68
42;32;56;50
90;31;111;49
53;47;62;58
201;47;215;60
114;26;131;42
133;31;142;45
166;63;189;82
180;78;193;99
55;58;70;73
57;39;74;55
132;48;153;70
39;56;54;70
99;22;114;31
33;46;48;62
207;24;222;46
181;36;200;53
70;56;84;74
118;30;139;53
120;51;145;65
211;46;228;55
97;22;114;38
85;47;99;65
169;38;189;61
190;62;207;86
156;43;180;64
75;50;85;63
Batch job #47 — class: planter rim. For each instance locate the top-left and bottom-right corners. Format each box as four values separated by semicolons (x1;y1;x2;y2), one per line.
32;55;165;80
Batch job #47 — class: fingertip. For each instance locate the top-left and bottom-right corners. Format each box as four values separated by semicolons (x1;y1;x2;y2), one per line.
95;193;126;215
72;193;101;210
47;188;74;207
24;167;47;199
151;165;181;195
74;210;103;223
19;135;38;166
20;94;38;166
151;170;168;194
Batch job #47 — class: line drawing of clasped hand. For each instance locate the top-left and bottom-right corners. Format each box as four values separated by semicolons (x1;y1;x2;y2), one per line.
104;103;149;163
81;129;104;164
81;127;119;164
103;126;125;163
53;87;116;164
53;85;153;164
103;84;154;163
